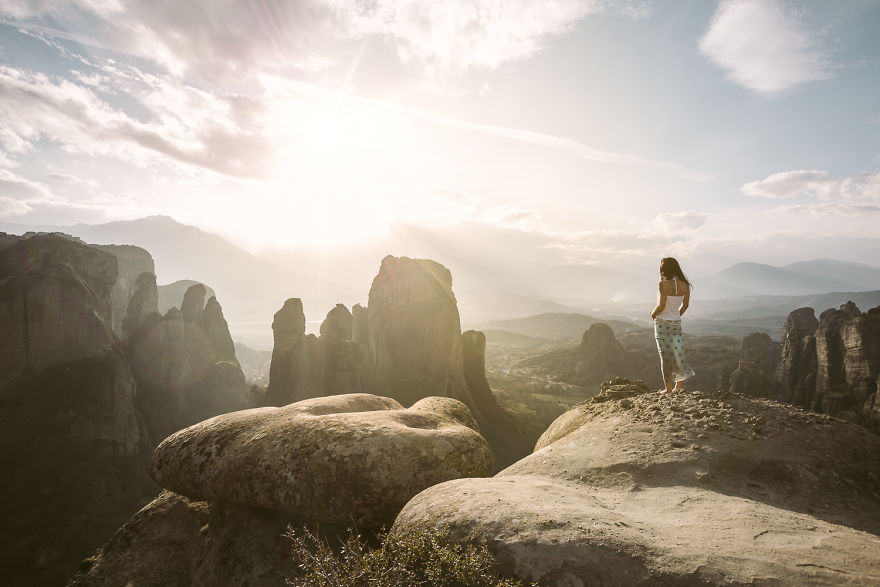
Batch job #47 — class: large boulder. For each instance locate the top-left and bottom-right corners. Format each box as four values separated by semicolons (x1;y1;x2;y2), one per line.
366;255;468;406
69;490;210;587
151;393;492;528
393;379;880;585
70;490;306;587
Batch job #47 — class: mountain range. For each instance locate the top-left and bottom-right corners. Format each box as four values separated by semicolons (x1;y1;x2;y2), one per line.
3;216;879;346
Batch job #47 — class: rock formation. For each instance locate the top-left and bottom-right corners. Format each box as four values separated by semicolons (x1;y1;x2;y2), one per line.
574;323;627;384
729;332;781;398
517;322;628;387
152;393;491;526
0;233;118;389
775;302;880;426
461;330;531;468
125;280;249;443
264;298;316;406
0;234;156;587
264;256;530;466
73;394;491;586
315;304;364;397
775;306;819;406
93;244;155;336
392;379;880;585
366;255;468;406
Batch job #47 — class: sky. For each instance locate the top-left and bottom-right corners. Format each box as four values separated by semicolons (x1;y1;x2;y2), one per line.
1;0;879;278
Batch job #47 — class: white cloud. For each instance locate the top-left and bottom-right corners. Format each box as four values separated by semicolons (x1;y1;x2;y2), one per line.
652;210;708;231
0;65;276;177
0;169;52;217
742;170;880;206
393;100;709;180
2;0;650;79
699;0;832;95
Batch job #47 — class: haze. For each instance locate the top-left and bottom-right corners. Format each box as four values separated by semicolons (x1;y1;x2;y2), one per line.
1;0;879;334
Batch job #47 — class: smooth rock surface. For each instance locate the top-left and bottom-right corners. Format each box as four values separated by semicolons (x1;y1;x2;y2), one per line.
393;380;880;585
152;393;492;527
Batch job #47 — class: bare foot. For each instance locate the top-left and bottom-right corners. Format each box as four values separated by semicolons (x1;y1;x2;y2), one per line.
657;388;669;394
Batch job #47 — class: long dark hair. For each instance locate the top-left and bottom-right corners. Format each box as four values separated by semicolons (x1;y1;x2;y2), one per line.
660;257;692;288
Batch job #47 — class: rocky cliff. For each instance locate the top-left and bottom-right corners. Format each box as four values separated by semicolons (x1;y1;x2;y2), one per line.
125;279;250;443
93;244;155;336
263;298;316;406
366;255;469;405
263;256;528;467
0;234;156;587
775;302;880;428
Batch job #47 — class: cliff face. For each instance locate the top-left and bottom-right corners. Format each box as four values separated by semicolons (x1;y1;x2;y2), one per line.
461;330;530;468
125;280;250;443
0;234;155;587
94;244;155;336
366;255;468;406
774;307;818;407
263;256;529;466
0;234;118;390
775;302;880;426
264;298;315;406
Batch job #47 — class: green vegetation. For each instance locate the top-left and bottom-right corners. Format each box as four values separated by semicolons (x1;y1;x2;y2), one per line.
285;525;529;587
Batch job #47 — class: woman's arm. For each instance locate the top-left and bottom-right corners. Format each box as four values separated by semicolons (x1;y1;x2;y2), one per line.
679;287;690;316
651;282;666;319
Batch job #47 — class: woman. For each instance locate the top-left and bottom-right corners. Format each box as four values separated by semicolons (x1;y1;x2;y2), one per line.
650;257;695;394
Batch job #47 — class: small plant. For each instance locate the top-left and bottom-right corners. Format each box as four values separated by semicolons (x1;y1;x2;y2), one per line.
285;524;529;586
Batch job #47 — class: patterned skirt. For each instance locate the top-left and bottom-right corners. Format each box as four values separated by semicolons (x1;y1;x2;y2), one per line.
654;318;695;383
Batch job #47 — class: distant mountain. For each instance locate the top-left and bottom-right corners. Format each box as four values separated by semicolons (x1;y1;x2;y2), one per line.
482;313;646;341
783;259;880;291
696;259;880;299
2;216;351;326
681;290;880;321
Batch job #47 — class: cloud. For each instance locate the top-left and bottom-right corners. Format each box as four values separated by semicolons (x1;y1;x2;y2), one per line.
2;0;649;79
742;170;880;205
652;210;708;231
394;101;709;180
0;169;52;216
699;0;832;95
0;65;276;177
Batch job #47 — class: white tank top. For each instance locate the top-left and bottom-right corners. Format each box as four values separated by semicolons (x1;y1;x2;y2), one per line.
657;277;685;321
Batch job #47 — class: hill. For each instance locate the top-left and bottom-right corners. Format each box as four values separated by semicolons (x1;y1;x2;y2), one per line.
697;259;880;298
483;312;645;341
